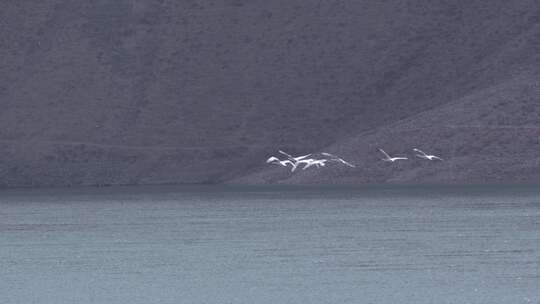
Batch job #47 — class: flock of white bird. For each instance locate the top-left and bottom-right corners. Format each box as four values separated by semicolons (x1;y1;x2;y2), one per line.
266;148;442;172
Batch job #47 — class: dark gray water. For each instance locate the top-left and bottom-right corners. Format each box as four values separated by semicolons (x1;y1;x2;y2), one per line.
1;186;539;304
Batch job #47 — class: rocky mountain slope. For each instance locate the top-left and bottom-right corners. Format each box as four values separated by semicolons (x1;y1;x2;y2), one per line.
231;75;540;184
1;1;540;187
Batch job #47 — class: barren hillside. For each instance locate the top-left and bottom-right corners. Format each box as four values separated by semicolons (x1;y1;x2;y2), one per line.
1;1;540;187
232;76;540;184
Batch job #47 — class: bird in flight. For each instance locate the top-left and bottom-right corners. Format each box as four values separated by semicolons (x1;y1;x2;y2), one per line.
267;150;355;172
413;148;443;161
300;158;327;170
321;152;355;167
266;156;298;171
277;150;315;171
278;150;312;162
378;148;408;162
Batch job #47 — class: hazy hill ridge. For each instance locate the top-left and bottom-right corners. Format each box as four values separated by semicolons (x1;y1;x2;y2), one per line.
1;1;540;187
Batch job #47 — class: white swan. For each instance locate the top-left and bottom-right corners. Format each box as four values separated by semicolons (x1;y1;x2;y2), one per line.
413;148;443;161
267;150;351;172
321;152;355;167
300;158;327;170
266;156;298;171
276;150;318;171
278;150;312;161
378;148;408;162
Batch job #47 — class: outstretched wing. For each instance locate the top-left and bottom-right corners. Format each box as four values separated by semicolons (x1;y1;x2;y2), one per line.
378;148;391;159
266;156;279;163
278;150;297;162
413;148;427;156
322;152;355;167
321;152;336;158
279;150;312;161
278;150;293;158
330;158;356;167
340;159;356;167
295;154;312;160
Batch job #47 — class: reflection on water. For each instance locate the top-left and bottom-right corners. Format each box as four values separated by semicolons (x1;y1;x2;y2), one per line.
0;185;539;304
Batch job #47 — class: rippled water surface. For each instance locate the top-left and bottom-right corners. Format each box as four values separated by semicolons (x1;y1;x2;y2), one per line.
1;185;539;304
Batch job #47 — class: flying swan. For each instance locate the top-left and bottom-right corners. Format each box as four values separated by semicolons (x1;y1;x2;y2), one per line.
413;148;443;161
378;148;408;162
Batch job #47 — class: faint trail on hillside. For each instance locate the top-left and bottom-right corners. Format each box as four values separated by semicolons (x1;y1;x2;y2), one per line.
382;125;540;132
0;139;269;151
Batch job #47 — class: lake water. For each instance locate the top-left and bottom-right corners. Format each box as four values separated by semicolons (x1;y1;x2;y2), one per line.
0;185;539;304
